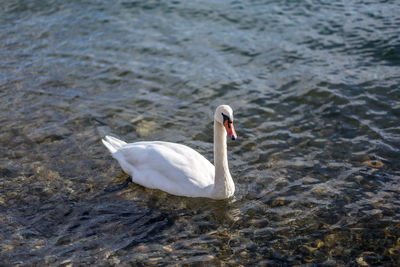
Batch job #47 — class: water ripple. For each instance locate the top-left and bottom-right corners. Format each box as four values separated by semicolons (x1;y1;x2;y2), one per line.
1;0;400;265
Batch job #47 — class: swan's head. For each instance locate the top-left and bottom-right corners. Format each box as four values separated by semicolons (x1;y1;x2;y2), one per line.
214;105;237;140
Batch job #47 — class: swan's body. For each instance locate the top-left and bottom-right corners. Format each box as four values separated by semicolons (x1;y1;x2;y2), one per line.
102;105;237;199
102;138;216;198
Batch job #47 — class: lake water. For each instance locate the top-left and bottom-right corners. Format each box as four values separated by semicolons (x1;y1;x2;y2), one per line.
1;0;400;265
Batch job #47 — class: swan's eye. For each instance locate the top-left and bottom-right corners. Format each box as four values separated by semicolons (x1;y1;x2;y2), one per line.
222;113;232;124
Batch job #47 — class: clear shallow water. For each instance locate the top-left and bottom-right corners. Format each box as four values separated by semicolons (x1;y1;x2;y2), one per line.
1;0;400;265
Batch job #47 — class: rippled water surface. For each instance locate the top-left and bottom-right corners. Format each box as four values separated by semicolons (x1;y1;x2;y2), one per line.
1;0;400;265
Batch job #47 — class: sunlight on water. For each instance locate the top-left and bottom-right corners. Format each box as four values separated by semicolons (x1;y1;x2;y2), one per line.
1;0;400;265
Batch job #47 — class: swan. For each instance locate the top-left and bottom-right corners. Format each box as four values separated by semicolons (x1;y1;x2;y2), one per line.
102;105;237;199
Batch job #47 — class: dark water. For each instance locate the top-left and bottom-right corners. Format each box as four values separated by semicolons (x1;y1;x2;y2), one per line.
1;0;400;265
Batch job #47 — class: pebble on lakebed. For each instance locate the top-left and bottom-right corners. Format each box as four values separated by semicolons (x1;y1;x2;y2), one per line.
362;160;384;169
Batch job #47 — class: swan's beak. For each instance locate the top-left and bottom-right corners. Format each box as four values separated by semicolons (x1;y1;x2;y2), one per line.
224;120;237;140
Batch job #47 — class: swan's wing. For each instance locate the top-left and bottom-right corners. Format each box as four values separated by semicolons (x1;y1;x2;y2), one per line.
113;141;215;198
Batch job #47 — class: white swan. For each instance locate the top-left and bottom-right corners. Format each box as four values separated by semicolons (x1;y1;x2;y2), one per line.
102;105;237;199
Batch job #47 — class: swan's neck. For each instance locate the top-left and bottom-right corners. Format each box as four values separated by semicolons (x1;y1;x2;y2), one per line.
212;120;235;199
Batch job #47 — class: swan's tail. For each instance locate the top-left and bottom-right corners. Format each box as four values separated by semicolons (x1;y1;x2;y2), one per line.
102;135;127;154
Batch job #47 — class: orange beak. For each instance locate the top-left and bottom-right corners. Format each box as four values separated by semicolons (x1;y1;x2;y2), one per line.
224;120;237;140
